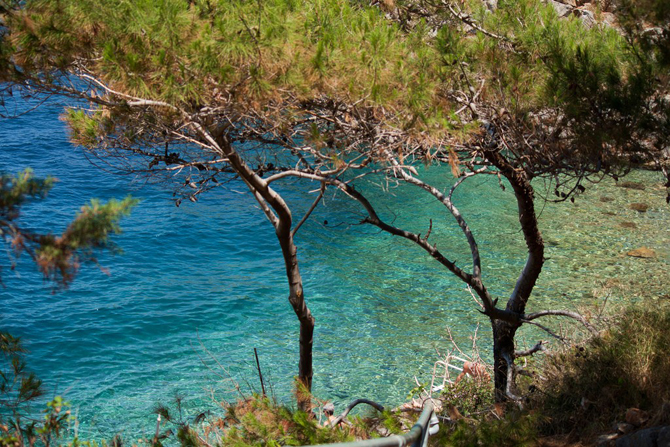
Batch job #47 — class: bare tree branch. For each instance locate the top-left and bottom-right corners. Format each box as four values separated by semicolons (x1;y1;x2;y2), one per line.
501;350;522;402
292;183;325;238
382;149;483;280
524;310;598;336
520;319;567;342
514;340;546;358
442;1;512;43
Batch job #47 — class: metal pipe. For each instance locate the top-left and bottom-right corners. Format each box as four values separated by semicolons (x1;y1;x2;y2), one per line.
310;401;436;447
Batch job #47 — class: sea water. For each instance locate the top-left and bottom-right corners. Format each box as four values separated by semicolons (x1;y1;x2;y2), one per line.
1;99;669;440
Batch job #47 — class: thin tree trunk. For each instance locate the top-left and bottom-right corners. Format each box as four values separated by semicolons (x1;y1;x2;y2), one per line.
277;229;315;407
208;132;315;409
492;319;518;402
299;315;314;391
484;149;544;402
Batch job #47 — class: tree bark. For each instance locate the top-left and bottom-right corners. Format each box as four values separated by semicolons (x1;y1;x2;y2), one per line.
206;131;315;408
492;319;519;402
484;148;545;401
277;228;315;404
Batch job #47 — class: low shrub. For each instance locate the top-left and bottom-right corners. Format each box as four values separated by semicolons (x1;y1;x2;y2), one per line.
529;305;670;441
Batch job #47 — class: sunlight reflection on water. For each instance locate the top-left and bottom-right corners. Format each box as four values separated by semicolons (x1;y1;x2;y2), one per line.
1;103;669;438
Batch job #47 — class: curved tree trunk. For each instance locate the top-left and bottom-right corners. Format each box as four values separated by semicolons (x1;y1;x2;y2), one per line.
277;228;315;405
484;149;545;402
207;131;315;409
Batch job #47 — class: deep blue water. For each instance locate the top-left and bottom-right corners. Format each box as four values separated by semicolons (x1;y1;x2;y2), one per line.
1;99;669;440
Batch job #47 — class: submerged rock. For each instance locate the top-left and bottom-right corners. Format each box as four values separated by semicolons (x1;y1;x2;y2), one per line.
600;196;615;202
618;181;646;191
620;221;637;229
626;247;656;258
630;203;649;212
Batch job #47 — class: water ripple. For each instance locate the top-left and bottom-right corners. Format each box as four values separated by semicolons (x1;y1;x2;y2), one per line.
1;101;669;439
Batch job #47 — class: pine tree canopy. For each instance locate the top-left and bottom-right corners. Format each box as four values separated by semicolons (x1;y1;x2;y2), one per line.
0;0;667;184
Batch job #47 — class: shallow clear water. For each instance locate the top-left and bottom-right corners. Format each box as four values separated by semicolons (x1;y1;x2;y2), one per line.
1;100;669;440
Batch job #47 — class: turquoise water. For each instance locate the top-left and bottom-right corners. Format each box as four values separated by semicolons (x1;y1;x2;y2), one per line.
1;101;669;440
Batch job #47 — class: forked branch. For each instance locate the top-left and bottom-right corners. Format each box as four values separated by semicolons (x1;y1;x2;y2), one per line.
383;150;483;280
291;183;325;237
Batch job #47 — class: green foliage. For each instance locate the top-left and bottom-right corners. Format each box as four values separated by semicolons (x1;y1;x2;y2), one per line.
420;0;670;178
529;305;670;439
433;413;537;447
400;376;537;446
540;18;653;164
380;410;403;436
0;168;135;445
0;169;55;221
477;0;638;114
441;378;495;418
221;395;357;446
153;394;366;447
39;396;74;444
0;169;137;286
65;110;101;149
0;332;73;447
24;194;136;284
2;0;445;127
616;0;670;67
1;3;669;443
4;0;665;153
0;332;43;412
407;380;429;401
176;426;200;447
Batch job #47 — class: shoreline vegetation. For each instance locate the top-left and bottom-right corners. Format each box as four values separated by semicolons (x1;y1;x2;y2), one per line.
140;303;670;447
4;300;668;446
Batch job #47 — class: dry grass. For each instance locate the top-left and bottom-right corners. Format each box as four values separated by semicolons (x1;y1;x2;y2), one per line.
527;305;670;443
